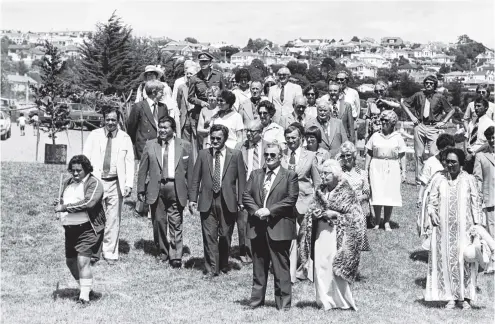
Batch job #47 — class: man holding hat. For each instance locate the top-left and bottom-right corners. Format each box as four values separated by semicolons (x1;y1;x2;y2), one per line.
187;52;224;150
401;74;455;184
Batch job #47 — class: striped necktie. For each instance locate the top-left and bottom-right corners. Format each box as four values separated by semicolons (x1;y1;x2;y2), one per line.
261;171;273;203
212;151;221;193
470;123;478;146
252;143;260;171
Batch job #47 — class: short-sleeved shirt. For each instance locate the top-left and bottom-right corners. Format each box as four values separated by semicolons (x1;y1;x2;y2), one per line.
211;111;244;149
403;91;453;123
365;131;406;160
418;155;443;185
17;116;26;126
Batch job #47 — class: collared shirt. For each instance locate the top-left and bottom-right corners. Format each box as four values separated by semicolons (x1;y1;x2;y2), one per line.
212;146;227;180
263;166;280;207
60;175;91;225
288;146;302;166
463;101;495;122
317;118;331;137
161;137;175;179
469;114;495;152
262;122;286;146
247;140;263;179
102;128;119;178
146;97;157;115
341;87;361;119
403;90;453;123
188;69;224;107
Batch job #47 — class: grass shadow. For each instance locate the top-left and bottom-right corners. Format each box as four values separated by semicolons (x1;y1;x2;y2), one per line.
234;298;277;309
184;257;205;271
183;245;191;256
415;277;426;289
410;250;429;263
52;287;79;301
414;299;447;309
134;239;158;257
295;300;319;309
119;239;130;254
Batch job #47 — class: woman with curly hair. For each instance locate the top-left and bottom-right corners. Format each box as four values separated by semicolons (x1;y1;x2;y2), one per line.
232;68;251;112
298;159;365;310
54;155;105;305
365;110;407;231
365;81;400;142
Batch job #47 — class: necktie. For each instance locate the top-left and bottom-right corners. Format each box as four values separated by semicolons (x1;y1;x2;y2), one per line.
252;143;260;171
212;150;221;193
280;84;285;103
297;115;303;125
261;170;273;203
162;141;169;180
423;98;430;119
470;123;478;146
152;103;158;125
102;132;112;176
332;103;339;118
288;150;296;171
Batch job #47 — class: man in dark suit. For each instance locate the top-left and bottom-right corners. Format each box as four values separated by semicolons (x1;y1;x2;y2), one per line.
127;80;169;160
243;142;299;311
189;124;246;277
306;99;348;157
234;120;267;264
137;116;193;268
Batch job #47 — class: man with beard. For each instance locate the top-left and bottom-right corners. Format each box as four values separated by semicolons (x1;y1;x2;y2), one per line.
84;107;134;263
189;124;246;277
401;75;455;183
239;81;263;126
320;81;355;143
268;67;303;123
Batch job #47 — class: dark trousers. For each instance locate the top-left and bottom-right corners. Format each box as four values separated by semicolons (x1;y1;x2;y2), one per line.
237;210;252;258
200;192;235;275
150;181;184;261
250;233;292;310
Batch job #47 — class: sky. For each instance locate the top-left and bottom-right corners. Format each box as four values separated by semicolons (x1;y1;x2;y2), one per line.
1;0;494;48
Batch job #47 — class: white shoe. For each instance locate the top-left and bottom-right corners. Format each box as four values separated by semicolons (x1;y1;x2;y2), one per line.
384;223;392;232
373;225;379;230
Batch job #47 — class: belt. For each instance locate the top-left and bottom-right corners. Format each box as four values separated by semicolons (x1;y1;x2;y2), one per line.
160;178;175;184
421;119;437;126
63;221;91;229
101;176;118;181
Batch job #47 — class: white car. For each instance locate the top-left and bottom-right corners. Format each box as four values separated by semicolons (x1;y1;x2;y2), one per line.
0;111;12;140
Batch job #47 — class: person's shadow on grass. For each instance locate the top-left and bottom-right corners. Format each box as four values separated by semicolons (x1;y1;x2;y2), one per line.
410;250;429;263
134;239;158;256
119;239;130;254
234;298;277;309
52;283;102;302
184;257;242;273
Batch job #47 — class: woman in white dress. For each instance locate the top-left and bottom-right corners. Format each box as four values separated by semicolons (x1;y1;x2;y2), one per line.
210;90;244;149
231;68;251;112
298;159;364;311
365;110;406;231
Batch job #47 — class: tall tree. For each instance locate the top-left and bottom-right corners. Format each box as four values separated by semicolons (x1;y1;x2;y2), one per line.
305;65;321;84
77;12;134;95
1;36;9;55
219;46;240;61
17;61;29;75
244;38;255;51
184;37;198;44
351;36;360;42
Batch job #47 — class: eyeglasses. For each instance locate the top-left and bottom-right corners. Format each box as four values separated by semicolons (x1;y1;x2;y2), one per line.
264;153;277;158
340;153;354;159
424;82;435;85
477;91;487;95
210;136;223;141
306;93;316;97
217;99;226;103
336;78;346;82
246;129;261;133
259;111;269;116
374;90;385;94
295;105;307;109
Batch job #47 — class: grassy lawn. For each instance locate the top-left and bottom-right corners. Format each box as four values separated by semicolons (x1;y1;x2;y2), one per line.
1;161;493;324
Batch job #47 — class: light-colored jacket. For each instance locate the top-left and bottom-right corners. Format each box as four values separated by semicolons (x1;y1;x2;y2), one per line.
268;82;302;122
474;151;495;208
83;128;135;192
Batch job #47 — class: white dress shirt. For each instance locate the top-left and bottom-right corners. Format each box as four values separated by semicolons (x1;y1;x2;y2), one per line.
470;114;495;152
263;166;280;207
213;147;227;182
342;87;361;119
60;175;91;225
161;137;175;179
247;141;263;179
103;128;119;178
289;146;302;166
172;76;186;102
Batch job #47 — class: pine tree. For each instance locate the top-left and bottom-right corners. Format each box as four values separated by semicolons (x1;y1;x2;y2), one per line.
77;12;135;95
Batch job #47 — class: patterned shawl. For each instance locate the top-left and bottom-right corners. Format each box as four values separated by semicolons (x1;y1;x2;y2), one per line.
298;178;365;283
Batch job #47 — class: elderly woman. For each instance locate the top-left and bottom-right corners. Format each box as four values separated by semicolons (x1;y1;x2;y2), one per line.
339;141;371;251
365;110;406;231
365;81;400;142
54;155;105;305
232;68;251;112
298;159;364;310
304;125;331;169
209;90;244;149
425;148;483;309
258;100;286;147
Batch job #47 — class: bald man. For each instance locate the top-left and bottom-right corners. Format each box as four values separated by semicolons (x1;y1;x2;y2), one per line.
278;95;310;128
268;67;303;124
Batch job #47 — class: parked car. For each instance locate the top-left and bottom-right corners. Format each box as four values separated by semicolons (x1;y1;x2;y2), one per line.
68;103;103;131
0;111;12;140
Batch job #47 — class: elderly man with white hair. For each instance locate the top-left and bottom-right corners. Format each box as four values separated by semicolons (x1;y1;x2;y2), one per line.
268;67;303;123
172;60;196;102
305;99;348;157
279;95;311;129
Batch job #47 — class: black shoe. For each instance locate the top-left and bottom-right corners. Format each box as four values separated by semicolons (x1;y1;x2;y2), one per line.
202;273;218;280
170;260;182;269
221;267;230;274
248;301;264;309
76;298;90;306
90;257;99;266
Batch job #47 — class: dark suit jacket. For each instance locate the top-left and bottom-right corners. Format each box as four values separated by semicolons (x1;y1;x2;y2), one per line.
243;167;299;241
137;138;194;207
306;117;348;157
189;147;246;213
127;100;169;160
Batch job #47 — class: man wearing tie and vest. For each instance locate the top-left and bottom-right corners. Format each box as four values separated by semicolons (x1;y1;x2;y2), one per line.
401;75;455;183
83;107;135;263
235;120;267;263
282;123;321;283
137;116;194;268
189;124;246;278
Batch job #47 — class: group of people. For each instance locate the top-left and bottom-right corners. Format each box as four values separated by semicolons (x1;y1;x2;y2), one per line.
53;52;495;311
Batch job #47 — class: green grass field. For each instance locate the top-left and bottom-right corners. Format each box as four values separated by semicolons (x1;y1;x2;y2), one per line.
1;162;494;324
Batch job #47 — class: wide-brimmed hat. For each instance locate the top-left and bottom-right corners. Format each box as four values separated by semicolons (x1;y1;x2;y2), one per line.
141;65;164;79
464;233;490;270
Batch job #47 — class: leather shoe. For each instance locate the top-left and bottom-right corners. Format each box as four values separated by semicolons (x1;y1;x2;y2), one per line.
202;273;218;280
248;301;264;309
171;260;182;269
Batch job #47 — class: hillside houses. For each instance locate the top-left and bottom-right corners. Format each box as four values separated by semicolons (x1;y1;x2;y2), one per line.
231;52;261;66
381;37;404;49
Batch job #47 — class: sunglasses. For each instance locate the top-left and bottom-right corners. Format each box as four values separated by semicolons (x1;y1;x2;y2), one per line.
295;105;307;109
336;78;346;82
210;136;223;141
306;93;316;97
477;91;487;95
246;129;261;133
424;82;435;85
259;111;269;116
264;153;278;158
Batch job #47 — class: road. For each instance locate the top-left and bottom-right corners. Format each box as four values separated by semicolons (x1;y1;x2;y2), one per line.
0;124;90;163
